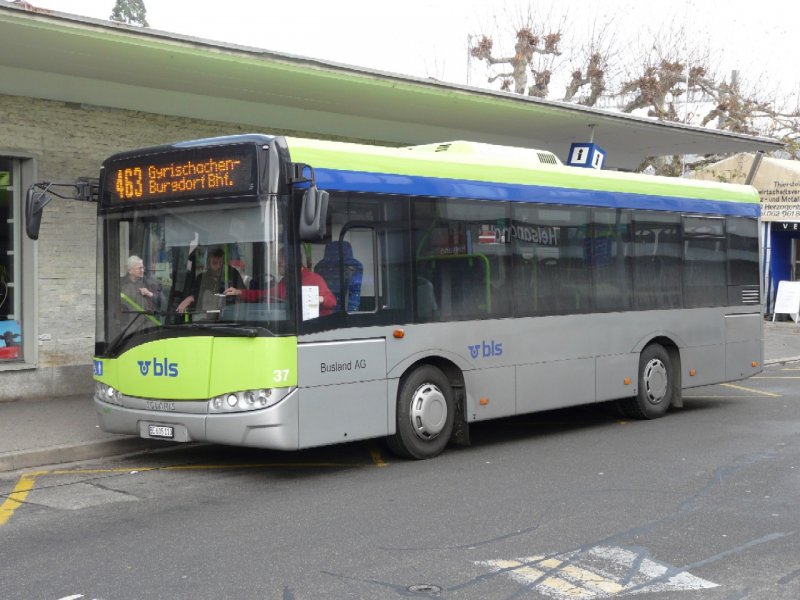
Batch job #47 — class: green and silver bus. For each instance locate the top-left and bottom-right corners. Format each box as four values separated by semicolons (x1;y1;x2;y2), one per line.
55;134;764;459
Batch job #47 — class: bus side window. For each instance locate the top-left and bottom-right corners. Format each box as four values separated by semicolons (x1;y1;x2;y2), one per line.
416;276;439;320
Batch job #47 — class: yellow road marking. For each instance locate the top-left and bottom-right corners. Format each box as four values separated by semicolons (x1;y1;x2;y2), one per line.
492;556;624;597
0;472;44;527
1;456;387;527
49;462;376;475
720;383;781;397
370;449;387;467
492;559;591;597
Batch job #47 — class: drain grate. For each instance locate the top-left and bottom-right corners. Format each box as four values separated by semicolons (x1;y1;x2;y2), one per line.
407;584;442;595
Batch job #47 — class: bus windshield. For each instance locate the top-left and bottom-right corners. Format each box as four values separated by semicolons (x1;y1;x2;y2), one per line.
98;197;293;353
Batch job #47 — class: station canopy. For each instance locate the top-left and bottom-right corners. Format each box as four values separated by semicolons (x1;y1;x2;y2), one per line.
0;2;783;171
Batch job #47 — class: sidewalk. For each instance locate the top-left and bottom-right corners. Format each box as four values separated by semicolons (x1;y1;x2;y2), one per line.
2;320;800;472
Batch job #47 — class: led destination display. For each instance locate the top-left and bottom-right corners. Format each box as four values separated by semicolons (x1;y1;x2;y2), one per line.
103;145;258;204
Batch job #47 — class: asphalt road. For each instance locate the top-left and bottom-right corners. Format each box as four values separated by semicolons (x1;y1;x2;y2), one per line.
2;364;799;600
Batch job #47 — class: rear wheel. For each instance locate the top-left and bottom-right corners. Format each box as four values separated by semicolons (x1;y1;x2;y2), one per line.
387;365;455;460
620;343;673;419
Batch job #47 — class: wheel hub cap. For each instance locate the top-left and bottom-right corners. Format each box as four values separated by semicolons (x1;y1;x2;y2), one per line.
643;359;668;405
410;383;447;440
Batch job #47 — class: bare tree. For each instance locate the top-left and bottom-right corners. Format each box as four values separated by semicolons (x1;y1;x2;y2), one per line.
471;12;800;169
470;8;565;97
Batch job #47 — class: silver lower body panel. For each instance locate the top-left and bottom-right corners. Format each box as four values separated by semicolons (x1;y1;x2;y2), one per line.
94;388;299;450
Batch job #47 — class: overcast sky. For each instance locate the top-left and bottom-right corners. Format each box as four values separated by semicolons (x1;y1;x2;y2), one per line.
26;0;800;102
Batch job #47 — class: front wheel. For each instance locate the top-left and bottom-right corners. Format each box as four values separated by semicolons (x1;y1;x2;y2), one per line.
387;365;455;460
620;343;674;419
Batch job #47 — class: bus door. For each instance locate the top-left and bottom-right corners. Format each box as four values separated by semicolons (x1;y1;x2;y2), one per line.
294;192;411;447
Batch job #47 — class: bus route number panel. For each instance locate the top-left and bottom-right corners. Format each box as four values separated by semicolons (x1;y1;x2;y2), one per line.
103;144;258;205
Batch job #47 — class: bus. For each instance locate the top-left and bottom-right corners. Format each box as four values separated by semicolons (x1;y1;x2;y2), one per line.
28;134;763;459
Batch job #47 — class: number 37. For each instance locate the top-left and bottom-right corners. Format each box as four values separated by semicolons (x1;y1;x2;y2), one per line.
273;369;290;383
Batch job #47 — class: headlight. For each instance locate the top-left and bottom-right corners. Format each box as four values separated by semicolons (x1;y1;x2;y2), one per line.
95;382;122;406
208;387;284;413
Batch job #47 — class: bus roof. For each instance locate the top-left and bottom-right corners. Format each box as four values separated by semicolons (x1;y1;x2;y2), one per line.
286;137;761;210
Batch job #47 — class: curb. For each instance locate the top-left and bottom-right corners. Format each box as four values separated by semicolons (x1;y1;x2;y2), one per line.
764;355;800;366
0;437;174;473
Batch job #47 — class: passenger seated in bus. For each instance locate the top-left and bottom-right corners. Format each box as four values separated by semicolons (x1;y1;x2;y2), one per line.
224;249;337;317
176;247;246;315
314;241;363;312
120;255;163;315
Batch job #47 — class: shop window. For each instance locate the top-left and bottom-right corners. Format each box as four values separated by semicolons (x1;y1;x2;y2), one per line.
0;158;21;361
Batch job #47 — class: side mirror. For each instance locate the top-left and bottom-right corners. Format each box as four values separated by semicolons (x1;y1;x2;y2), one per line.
25;186;52;241
299;186;328;241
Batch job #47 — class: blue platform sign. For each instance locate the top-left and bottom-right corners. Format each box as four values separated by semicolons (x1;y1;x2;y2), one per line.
568;143;606;169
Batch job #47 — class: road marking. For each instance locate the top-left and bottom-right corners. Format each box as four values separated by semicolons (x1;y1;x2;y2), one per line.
752;376;800;380
684;395;768;399
1;457;386;527
478;546;717;599
370;449;388;467
0;471;44;527
720;383;781;397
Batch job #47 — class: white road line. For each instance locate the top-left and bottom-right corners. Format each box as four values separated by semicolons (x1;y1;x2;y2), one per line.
478;545;717;599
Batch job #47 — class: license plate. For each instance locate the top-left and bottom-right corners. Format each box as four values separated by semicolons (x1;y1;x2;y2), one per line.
148;425;174;439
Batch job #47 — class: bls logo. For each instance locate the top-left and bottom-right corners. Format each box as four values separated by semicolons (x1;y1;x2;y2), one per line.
136;357;179;378
468;340;503;360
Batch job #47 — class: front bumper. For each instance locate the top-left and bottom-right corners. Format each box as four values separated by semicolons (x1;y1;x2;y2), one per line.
94;388;300;450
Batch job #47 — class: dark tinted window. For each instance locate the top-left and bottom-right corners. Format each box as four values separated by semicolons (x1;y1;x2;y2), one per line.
633;212;682;310
727;216;759;286
413;197;511;321
591;209;633;312
511;204;593;316
682;216;727;307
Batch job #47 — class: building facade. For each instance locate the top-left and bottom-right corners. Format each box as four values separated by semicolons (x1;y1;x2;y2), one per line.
693;153;800;315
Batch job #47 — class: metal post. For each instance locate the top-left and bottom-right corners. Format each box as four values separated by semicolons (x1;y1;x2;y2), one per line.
745;150;764;185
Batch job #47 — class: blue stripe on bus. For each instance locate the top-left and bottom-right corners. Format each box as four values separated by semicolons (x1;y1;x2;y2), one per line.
314;168;760;218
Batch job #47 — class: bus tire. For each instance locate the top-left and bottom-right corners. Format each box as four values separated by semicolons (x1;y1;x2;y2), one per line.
620;343;673;420
388;365;455;460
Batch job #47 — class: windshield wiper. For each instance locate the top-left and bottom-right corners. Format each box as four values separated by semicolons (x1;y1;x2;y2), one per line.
161;322;271;337
107;311;161;354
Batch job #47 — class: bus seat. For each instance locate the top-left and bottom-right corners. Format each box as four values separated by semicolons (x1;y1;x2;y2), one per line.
314;241;363;312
